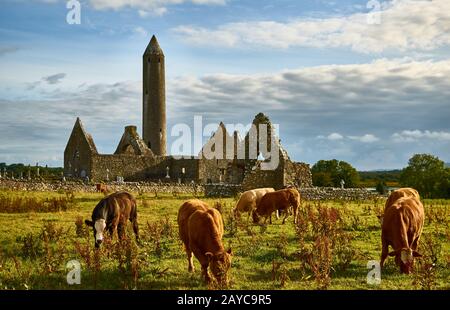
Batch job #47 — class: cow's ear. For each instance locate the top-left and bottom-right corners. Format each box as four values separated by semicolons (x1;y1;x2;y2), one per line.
85;220;94;227
413;251;422;258
205;252;213;262
227;248;233;256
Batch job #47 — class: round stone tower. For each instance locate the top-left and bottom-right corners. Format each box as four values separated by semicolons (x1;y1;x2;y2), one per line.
143;35;166;156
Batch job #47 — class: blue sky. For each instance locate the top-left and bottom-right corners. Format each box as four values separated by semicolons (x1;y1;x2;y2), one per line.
0;0;449;170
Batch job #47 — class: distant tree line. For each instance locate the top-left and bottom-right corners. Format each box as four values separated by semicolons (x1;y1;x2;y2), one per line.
358;170;401;187
311;154;449;198
0;163;63;180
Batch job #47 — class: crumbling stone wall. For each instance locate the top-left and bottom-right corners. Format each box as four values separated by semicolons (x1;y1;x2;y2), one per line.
0;179;203;195
241;165;285;191
167;156;200;183
204;184;242;197
0;180;381;200
198;158;245;184
284;161;313;188
90;154;165;181
88;154;201;183
299;187;381;201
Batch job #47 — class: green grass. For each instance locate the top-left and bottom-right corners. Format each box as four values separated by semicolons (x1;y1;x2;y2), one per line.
0;190;449;290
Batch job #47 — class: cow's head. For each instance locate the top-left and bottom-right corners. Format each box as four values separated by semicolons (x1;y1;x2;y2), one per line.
84;218;106;248
389;248;422;274
251;210;260;224
205;248;233;285
287;188;300;208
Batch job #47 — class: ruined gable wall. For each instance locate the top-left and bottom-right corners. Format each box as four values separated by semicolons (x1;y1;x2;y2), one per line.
64;132;93;178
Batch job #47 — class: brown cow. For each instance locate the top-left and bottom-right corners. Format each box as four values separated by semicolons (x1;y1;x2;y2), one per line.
380;192;424;274
252;188;300;225
384;188;420;213
378;187;421;225
233;188;275;222
85;191;139;248
95;183;110;196
178;199;232;284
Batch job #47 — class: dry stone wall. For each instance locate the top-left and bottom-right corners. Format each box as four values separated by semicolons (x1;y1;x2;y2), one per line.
299;187;381;201
0;180;381;200
0;180;203;195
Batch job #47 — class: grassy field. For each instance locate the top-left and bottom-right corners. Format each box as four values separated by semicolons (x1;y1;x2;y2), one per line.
0;189;448;290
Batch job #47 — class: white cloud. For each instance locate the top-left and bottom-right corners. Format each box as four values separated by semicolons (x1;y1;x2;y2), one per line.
89;0;225;14
138;9;149;17
134;26;148;36
392;130;450;142
173;0;450;53
2;58;449;168
168;58;450;115
138;7;167;17
318;133;379;143
0;80;142;166
327;133;343;140
348;134;379;143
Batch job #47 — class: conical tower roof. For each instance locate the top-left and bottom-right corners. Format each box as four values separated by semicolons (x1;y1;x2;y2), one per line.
144;35;164;56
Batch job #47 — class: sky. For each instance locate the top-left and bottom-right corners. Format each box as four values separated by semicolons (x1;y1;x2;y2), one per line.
0;0;449;170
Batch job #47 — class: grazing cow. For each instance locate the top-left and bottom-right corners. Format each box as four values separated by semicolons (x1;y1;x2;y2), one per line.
95;183;110;195
85;191;139;248
384;188;420;212
378;188;420;225
233;188;275;222
178;199;232;284
252;188;301;225
380;193;424;274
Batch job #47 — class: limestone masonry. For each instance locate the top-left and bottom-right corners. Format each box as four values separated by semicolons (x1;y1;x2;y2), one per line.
0;180;381;201
64;35;313;189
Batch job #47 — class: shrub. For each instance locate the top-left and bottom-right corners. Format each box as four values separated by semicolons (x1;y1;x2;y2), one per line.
111;238;141;289
307;236;333;290
143;216;175;258
0;193;75;213
75;216;90;238
425;205;448;225
296;203;357;287
16;233;43;260
271;260;290;288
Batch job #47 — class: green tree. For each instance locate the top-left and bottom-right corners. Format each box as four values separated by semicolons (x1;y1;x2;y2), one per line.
400;154;450;198
311;159;360;188
312;171;333;187
376;180;387;195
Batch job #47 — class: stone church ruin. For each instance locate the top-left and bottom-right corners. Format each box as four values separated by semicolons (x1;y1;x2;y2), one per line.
64;36;312;190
